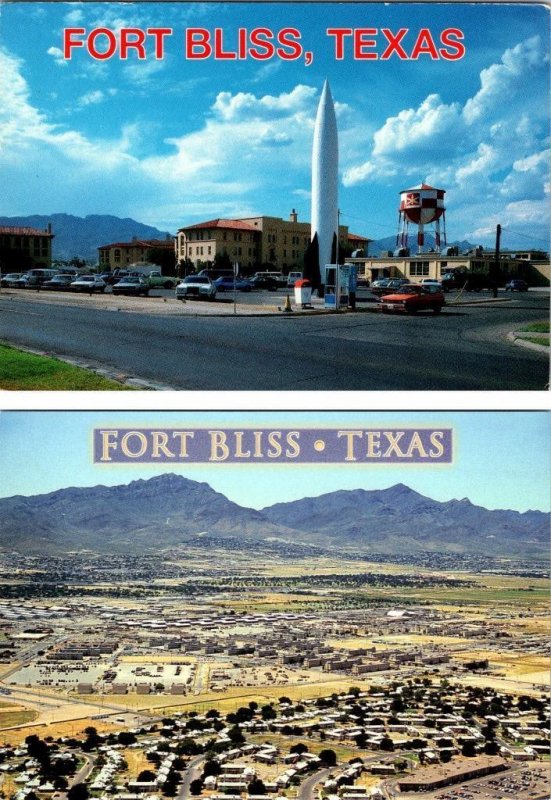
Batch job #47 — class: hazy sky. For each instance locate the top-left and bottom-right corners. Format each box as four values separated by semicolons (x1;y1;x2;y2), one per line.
1;2;549;249
0;411;548;512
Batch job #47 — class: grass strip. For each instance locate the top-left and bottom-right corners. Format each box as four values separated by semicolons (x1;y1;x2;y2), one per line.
0;343;131;390
523;337;549;347
518;321;549;333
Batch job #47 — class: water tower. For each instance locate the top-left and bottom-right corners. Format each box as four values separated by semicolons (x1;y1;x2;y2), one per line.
396;182;446;254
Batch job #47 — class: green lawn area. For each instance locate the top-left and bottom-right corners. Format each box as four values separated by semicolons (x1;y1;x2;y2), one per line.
518;321;549;333
0;343;132;390
524;337;549;347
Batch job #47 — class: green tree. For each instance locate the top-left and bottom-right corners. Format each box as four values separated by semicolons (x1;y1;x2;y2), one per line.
461;741;476;757
202;760;221;778
318;749;337;767
213;251;232;270
189;779;204;795
248;778;267;795
67;784;89;800
137;770;157;782
228;725;245;745
261;705;276;721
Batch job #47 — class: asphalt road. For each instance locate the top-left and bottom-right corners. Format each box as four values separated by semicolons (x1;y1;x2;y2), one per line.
0;291;548;390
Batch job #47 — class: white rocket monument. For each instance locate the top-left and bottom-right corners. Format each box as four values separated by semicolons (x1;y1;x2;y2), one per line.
311;80;339;277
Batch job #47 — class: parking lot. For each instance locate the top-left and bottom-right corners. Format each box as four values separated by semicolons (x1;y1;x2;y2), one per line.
0;282;530;316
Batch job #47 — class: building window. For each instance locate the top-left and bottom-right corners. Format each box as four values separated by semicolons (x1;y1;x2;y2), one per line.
409;261;430;276
114;249;121;263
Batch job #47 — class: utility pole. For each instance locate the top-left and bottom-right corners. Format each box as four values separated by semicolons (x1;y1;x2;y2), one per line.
492;224;501;298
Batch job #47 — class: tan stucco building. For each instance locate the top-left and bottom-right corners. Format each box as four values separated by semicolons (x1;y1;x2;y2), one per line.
175;210;369;272
348;251;549;286
98;237;175;270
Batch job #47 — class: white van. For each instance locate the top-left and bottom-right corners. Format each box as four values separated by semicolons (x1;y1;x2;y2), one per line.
286;271;303;287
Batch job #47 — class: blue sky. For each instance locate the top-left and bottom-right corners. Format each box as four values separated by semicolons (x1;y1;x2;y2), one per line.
0;2;549;250
0;411;549;513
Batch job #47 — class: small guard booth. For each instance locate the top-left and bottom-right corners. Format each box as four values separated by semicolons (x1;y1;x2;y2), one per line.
324;264;353;309
294;278;312;308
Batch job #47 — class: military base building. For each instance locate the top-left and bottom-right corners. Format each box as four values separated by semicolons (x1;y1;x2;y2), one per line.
174;210;369;272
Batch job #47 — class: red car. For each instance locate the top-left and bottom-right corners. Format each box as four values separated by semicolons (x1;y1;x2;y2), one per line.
380;283;445;314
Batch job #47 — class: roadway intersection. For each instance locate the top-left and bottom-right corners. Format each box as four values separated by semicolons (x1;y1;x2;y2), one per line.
0;289;548;391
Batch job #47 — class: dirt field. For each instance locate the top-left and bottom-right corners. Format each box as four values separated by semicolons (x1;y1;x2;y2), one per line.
454;650;550;684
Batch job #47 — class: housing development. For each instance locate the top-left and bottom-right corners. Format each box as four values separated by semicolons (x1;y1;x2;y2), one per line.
0;538;548;800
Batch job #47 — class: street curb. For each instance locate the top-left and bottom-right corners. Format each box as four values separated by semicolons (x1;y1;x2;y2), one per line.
0;340;176;391
447;297;512;307
507;332;550;354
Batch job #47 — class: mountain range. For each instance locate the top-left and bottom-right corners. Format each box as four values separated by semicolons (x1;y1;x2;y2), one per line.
0;475;547;558
0;213;480;264
0;214;171;263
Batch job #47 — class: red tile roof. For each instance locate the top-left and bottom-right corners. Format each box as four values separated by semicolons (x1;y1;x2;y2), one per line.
178;218;259;233
348;232;371;242
0;226;54;237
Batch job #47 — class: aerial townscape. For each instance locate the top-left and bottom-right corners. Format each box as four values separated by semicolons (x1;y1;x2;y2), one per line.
0;468;548;800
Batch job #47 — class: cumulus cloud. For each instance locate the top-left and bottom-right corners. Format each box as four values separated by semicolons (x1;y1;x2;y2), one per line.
0;48;134;170
463;36;546;124
212;84;317;121
372;94;462;157
46;46;67;67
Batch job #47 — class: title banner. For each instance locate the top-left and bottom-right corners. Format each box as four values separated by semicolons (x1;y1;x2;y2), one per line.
94;428;453;464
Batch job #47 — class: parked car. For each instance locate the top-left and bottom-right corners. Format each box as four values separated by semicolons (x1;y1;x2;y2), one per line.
142;271;178;289
25;268;59;286
505;278;529;292
122;269;178;289
198;268;235;281
70;275;107;293
249;275;278;291
13;274;31;288
254;271;286;287
112;276;150;296
371;278;409;296
104;269;130;285
380;283;446;314
176;275;217;300
42;274;75;290
286;271;303;288
420;278;443;287
214;276;252;292
0;272;24;287
371;278;392;288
